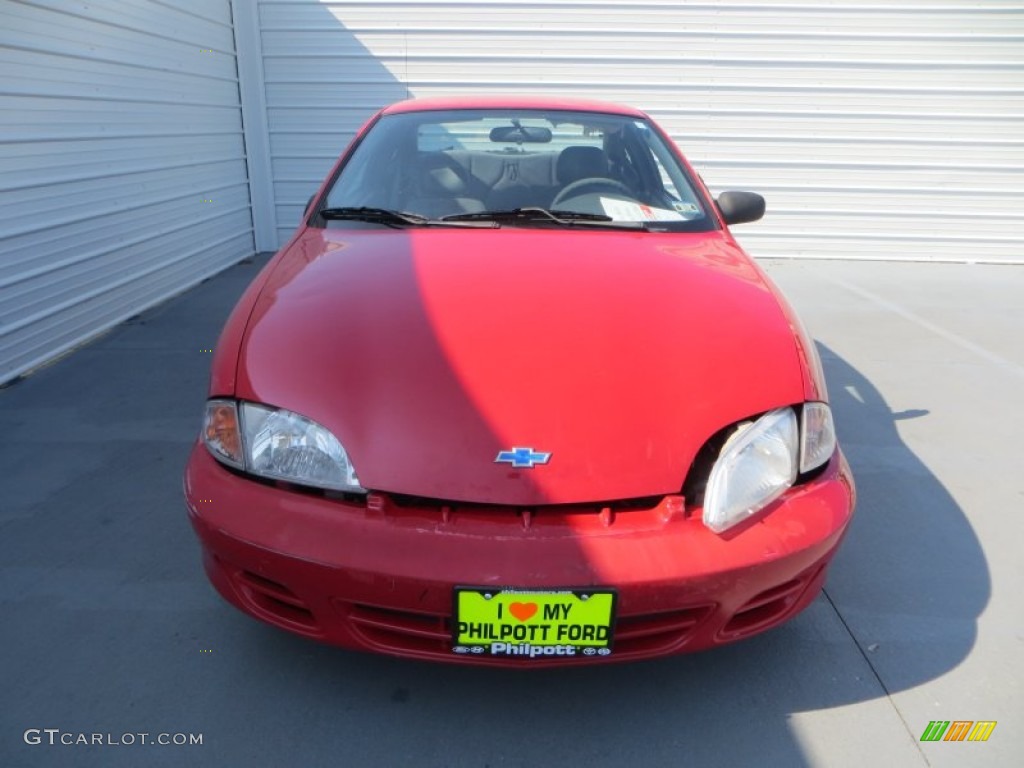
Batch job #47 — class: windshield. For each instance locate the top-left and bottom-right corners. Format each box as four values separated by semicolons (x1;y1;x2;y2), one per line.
319;108;715;231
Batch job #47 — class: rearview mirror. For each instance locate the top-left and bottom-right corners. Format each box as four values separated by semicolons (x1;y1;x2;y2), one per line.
716;191;765;226
489;125;553;143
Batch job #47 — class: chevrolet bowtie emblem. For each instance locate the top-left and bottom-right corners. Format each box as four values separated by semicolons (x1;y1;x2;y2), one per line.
495;447;552;469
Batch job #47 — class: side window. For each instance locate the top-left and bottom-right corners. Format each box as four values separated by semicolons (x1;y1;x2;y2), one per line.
418;124;463;152
637;125;705;214
653;155;682;201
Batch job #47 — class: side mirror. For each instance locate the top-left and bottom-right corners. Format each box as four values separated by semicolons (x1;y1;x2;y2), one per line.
716;191;765;226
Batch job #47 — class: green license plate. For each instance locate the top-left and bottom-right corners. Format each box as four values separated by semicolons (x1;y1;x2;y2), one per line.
453;587;616;659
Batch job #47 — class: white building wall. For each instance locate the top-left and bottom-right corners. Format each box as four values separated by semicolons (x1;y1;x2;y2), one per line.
0;0;255;384
255;0;1024;262
2;0;1020;383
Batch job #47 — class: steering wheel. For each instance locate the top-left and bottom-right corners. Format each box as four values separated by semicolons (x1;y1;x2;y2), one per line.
551;177;632;208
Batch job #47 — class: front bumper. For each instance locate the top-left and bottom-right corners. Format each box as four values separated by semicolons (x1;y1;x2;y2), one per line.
184;444;855;665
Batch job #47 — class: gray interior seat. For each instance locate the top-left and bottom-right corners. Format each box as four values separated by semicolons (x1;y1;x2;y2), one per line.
405;152;486;218
556;146;610;186
483;153;560;211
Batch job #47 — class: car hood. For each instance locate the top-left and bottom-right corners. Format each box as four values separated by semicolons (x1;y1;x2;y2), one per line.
235;227;805;505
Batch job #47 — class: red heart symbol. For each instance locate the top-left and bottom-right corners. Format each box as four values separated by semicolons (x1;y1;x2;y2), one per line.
509;602;538;622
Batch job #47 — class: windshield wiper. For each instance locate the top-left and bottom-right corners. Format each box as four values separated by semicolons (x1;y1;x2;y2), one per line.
441;207;645;229
319;207;496;228
320;207;428;227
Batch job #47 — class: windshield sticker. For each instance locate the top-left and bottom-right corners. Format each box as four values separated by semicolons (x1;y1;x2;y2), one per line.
671;202;700;215
600;197;687;222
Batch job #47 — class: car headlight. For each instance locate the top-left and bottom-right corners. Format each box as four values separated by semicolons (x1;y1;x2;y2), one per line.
703;407;798;533
201;399;364;492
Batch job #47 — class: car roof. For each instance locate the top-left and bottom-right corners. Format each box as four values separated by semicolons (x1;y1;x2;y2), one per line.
380;95;649;118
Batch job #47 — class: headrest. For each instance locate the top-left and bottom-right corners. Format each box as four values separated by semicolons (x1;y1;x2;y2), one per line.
556;146;609;184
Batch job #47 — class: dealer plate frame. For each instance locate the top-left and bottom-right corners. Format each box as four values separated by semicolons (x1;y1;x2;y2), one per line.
452;587;617;659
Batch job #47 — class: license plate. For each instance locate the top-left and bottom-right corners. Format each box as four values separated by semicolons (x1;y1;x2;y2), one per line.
452;587;616;659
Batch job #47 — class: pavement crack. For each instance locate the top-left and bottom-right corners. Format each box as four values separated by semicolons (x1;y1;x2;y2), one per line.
818;271;1024;381
821;587;932;767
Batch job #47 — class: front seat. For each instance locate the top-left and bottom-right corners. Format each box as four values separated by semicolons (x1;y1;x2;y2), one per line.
405;153;485;218
556;146;610;186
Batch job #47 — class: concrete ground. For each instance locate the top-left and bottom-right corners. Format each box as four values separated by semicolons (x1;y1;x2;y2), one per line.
1;255;1020;767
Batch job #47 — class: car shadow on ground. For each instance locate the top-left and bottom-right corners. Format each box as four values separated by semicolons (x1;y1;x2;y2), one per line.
812;342;990;697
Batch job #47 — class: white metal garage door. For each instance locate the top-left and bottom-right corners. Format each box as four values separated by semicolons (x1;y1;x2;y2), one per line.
252;0;1023;263
0;0;255;384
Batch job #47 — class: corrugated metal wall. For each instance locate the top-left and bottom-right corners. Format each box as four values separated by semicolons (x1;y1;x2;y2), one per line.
256;0;1023;262
0;0;255;384
2;1;1019;383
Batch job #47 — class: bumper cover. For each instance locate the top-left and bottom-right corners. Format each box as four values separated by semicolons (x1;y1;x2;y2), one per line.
184;444;854;665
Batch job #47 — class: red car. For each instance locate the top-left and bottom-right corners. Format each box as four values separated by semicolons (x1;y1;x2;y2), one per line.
184;97;855;665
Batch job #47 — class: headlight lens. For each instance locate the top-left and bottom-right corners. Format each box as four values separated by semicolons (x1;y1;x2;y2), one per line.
703;407;798;533
800;402;836;473
201;400;363;492
241;403;362;491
